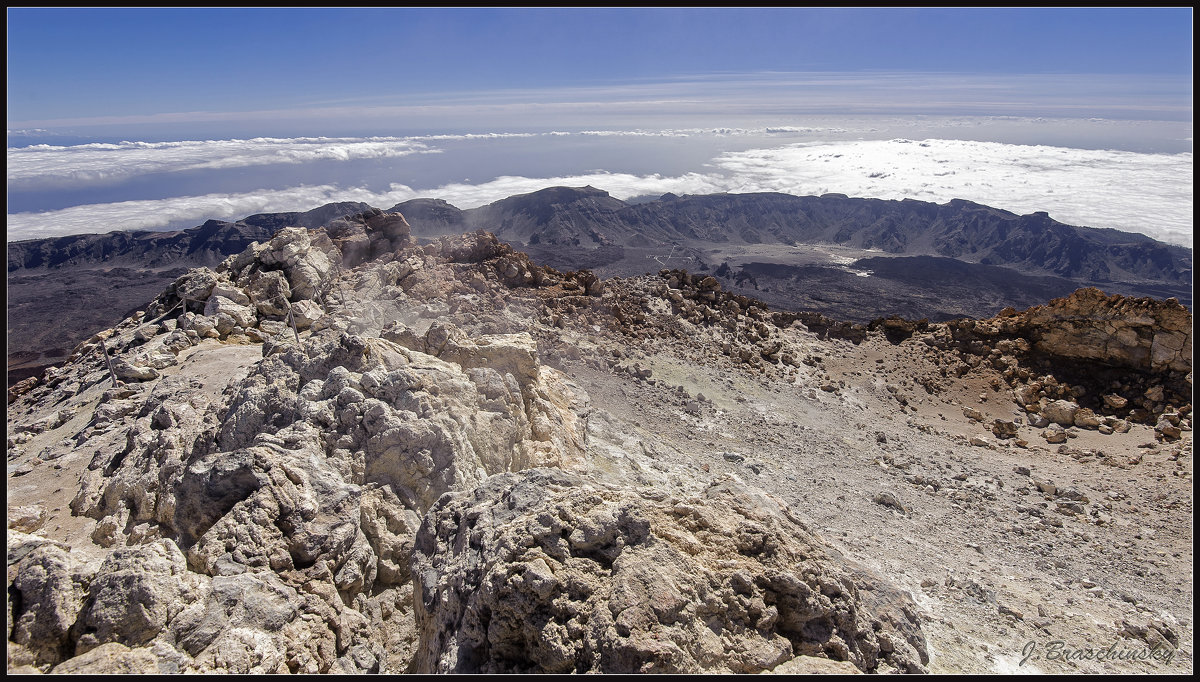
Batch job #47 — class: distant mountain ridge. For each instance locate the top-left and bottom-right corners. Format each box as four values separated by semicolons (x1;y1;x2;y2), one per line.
7;202;372;272
11;190;1190;288
395;187;1191;286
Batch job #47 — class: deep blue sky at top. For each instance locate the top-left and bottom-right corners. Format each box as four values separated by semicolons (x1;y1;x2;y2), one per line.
7;7;1193;126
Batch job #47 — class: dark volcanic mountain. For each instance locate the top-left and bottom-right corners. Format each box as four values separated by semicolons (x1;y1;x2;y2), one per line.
389;198;469;237
7;202;372;272
390;187;1191;287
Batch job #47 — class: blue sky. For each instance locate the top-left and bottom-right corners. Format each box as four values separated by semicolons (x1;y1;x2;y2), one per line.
5;8;1193;245
7;7;1192;129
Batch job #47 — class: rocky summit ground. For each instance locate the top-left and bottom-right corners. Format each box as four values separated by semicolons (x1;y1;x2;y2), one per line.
7;210;1193;674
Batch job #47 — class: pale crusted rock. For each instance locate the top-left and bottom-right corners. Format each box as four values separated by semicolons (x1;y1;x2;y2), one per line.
443;332;540;383
174;572;300;673
327;210;412;267
178;312;220;339
264;228;336;300
8;533;93;667
411;469;928;674
258;227;313;269
133;324;161;343
49;311;592;673
766;654;863;674
75;541;200;654
49;642;162;674
172;267;219;304
8;505;48;533
209;281;251;306
1040;399;1079;427
71;377;217;544
161;330;193;353
432;230;507;264
288;299;324;330
204;295;258;330
247;270;293;316
112;357;160;382
218;241;268;278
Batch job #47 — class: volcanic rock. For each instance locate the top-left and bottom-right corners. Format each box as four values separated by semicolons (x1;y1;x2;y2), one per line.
411;469;928;674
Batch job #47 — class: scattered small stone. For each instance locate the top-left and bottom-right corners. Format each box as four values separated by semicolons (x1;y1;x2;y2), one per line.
872;491;907;514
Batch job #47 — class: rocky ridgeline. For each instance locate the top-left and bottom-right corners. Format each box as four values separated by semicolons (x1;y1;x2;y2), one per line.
7;213;928;674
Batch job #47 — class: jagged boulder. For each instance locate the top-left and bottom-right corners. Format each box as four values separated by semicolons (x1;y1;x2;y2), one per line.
7;533;94;668
245;270;293;316
411;469;928;674
204;295;257;330
171;267;220;305
1040;399;1080;427
326;209;411;267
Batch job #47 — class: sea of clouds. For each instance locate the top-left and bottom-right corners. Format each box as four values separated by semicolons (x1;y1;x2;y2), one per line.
6;129;1193;246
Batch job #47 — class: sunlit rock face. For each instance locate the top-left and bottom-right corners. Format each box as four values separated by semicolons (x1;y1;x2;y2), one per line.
411;468;928;674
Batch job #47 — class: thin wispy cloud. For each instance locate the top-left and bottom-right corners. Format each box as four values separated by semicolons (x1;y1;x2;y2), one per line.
8;71;1191;132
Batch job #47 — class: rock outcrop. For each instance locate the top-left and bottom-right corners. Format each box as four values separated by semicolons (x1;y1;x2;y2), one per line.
964;288;1191;373
911;288;1193;425
7;214;602;673
411;469;928;674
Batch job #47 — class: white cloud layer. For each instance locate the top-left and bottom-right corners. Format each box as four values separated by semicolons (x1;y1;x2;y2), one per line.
710;139;1194;245
6;136;1193;248
6;136;438;188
